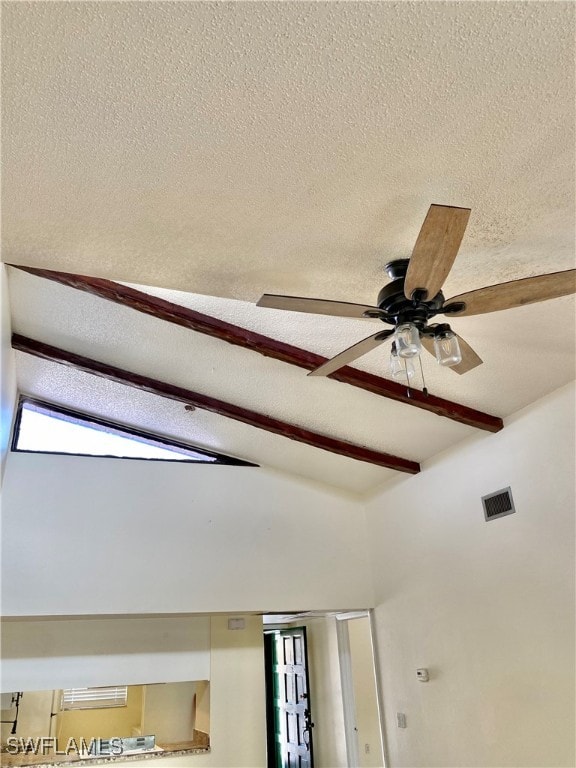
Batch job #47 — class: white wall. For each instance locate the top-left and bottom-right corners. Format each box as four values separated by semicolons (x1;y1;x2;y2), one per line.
348;616;384;768
1;616;265;768
0;689;53;745
366;382;575;768
0;617;210;693
2;346;573;767
0;265;17;484
1;458;372;616
301;617;347;768
141;681;198;744
127;615;266;768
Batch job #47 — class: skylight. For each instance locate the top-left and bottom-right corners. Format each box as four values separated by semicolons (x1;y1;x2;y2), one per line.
12;398;255;466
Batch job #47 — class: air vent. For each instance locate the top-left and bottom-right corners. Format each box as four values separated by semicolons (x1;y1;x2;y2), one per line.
482;487;515;521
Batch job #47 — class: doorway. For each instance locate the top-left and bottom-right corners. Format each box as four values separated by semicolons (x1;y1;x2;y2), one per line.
336;613;386;767
264;627;314;768
264;612;386;768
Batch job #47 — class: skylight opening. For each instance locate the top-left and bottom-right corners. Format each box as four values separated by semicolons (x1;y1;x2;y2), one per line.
12;398;256;466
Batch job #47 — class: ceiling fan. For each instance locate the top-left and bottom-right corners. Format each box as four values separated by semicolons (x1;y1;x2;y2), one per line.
257;204;576;382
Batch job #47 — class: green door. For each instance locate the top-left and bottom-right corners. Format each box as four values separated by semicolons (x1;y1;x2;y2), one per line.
265;627;314;768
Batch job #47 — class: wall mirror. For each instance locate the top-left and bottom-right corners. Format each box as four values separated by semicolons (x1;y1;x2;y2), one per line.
0;681;210;766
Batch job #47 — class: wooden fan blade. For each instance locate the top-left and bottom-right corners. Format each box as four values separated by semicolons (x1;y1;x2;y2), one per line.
445;269;576;316
422;332;483;375
257;294;381;319
404;205;471;301
308;330;394;377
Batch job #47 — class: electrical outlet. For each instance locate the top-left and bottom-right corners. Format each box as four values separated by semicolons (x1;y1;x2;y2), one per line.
364;743;370;754
397;712;407;728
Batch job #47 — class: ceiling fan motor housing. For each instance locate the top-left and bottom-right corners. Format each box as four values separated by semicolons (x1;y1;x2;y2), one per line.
379;260;444;330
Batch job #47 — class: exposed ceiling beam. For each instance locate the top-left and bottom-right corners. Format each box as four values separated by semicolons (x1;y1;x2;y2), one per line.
12;265;503;433
12;334;420;475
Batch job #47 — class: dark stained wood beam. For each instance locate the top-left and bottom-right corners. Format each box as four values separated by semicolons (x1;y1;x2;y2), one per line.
12;334;420;474
12;265;503;433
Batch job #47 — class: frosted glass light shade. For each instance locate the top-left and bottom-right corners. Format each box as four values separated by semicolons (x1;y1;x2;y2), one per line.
434;331;462;366
394;323;421;358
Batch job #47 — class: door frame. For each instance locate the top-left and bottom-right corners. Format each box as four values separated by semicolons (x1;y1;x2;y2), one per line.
335;610;388;767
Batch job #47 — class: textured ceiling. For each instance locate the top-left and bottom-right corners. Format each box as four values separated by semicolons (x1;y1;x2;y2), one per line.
2;2;575;495
2;2;574;298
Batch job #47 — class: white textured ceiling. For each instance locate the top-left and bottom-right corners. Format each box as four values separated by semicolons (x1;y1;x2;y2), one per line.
2;2;575;494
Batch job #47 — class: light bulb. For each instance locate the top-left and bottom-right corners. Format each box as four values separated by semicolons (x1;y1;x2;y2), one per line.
390;348;415;380
394;323;421;358
434;330;462;366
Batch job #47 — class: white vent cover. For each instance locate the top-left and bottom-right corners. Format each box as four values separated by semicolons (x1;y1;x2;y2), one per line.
482;487;515;521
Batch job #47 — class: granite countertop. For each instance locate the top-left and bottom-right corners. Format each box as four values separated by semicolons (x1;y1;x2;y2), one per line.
1;737;210;768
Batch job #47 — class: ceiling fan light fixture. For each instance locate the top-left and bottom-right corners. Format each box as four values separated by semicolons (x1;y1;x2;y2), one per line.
394;322;421;358
256;204;576;383
390;343;415;380
434;328;462;367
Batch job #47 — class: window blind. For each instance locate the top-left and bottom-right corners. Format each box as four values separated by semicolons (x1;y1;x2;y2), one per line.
60;686;128;711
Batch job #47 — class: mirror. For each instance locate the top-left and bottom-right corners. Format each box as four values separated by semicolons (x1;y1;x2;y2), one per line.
0;681;210;765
